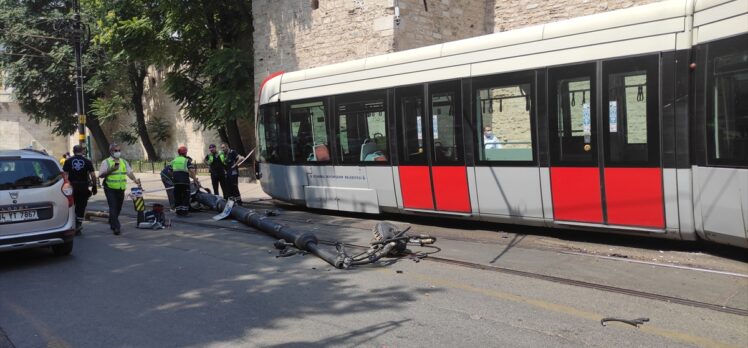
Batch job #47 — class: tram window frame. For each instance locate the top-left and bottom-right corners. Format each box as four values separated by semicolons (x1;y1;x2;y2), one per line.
428;80;465;166
257;104;283;164
285;98;331;164
601;54;660;168
396;84;428;166
333;90;390;166
472;70;537;166
548;63;598;167
706;34;748;168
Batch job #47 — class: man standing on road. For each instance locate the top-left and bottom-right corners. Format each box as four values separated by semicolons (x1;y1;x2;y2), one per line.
99;144;141;235
171;146;199;216
160;164;175;209
221;143;244;205
204;144;227;198
62;145;97;235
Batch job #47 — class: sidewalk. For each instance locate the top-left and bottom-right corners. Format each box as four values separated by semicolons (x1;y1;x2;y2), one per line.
107;172;271;203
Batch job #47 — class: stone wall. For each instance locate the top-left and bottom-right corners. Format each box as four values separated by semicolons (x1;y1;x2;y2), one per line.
98;66;222;162
394;0;489;51
0;101;69;157
253;0;397;90
487;0;662;32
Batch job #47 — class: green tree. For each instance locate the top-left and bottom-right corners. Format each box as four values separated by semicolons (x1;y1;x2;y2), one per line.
86;0;165;160
0;0;111;156
162;0;254;154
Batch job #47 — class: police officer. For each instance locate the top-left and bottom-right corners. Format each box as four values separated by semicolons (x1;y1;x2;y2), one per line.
171;146;199;216
62;145;97;235
204;144;227;198
99;143;141;235
220;143;245;205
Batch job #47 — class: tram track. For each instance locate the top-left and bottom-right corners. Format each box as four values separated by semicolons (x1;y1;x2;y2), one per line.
100;207;748;317
238;201;748;277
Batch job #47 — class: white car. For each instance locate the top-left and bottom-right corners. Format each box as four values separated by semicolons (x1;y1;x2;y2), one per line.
0;149;76;256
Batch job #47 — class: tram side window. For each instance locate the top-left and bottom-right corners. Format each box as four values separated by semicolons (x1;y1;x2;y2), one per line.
400;95;426;163
258;105;280;163
556;77;596;163
476;83;533;161
431;91;462;162
337;99;388;164
607;71;649;162
288;101;329;163
709;42;748;166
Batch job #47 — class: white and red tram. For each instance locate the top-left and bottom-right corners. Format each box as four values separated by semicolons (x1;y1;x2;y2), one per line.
255;0;748;248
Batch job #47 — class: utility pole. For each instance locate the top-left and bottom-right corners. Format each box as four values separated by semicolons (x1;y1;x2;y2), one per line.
72;0;87;151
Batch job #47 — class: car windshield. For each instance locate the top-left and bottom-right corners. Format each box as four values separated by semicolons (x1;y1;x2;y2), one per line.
0;157;62;190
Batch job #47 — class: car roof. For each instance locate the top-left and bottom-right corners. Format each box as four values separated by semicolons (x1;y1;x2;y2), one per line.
0;149;56;160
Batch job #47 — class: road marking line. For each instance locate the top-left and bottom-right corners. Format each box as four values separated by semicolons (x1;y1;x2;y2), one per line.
0;301;72;348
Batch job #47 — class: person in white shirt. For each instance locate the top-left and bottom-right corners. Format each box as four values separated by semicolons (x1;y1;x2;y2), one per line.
483;127;502;149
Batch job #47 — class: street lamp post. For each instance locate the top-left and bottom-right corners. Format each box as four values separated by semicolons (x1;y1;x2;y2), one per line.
72;0;87;151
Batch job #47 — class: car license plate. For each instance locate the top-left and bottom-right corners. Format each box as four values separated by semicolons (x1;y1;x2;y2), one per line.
0;209;39;224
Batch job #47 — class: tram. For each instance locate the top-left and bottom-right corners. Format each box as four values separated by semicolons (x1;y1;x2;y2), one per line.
254;0;748;248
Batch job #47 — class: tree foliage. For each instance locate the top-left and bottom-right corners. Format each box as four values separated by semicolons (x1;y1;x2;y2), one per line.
85;0;167;160
1;0;255;158
0;0;110;155
162;0;254;154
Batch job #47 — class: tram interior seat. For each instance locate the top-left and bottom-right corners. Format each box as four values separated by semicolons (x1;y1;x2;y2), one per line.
483;148;533;161
310;144;330;161
361;138;387;161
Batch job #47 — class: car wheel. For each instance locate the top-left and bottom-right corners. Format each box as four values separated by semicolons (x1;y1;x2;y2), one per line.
52;240;73;257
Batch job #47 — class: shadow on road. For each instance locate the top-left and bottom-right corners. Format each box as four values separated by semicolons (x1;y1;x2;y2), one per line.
0;225;444;347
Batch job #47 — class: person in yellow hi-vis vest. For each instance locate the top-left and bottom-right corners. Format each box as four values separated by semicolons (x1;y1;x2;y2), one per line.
204;144;227;198
171;146;199;216
98;144;141;235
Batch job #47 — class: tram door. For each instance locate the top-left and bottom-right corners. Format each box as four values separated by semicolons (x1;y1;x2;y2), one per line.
397;81;471;213
548;57;664;228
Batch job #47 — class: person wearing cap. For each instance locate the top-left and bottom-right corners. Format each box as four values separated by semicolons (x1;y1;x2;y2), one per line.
62;145;97;235
204;144;227;198
170;145;199;216
99;143;141;235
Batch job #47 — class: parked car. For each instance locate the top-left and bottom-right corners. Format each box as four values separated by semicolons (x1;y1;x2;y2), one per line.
0;149;75;256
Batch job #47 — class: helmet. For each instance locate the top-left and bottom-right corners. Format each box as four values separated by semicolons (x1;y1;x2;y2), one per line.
177;146;188;155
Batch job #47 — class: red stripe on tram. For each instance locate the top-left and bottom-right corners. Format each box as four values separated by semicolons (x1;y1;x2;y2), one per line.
604;167;664;228
550;167;604;223
432;166;471;213
399;166;434;210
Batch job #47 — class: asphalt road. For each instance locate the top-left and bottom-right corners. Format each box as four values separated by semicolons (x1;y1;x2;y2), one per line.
1;207;747;348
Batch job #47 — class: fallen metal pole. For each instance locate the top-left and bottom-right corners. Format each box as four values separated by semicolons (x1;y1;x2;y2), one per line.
194;191;347;268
